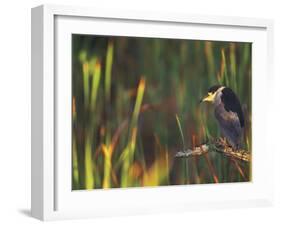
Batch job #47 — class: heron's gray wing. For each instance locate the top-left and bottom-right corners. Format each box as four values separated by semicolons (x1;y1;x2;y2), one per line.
222;111;242;137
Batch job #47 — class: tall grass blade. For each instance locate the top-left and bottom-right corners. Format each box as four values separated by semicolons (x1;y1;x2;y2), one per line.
82;62;90;108
121;78;146;187
101;145;112;188
175;114;185;151
204;41;215;83
105;41;114;102
221;49;229;86
129;78;146;132
90;60;101;111
72;136;79;188
84;135;94;189
230;43;237;92
121;128;138;187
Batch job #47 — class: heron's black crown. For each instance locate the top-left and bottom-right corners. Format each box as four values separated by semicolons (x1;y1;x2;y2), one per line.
208;85;222;94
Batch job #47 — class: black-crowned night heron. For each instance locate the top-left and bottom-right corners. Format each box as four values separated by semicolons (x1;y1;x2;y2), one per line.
200;85;244;150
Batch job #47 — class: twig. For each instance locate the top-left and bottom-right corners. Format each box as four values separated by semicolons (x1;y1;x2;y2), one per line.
202;151;219;183
231;158;247;180
175;139;250;162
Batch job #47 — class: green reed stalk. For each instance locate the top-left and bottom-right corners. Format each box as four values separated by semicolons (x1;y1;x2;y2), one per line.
84;135;94;189
72;136;79;188
102;145;112;188
82;62;90;108
121;78;146;187
175;114;185;151
205;41;215;83
230;43;237;92
90;61;101;112
105;41;114;103
221;49;229;86
105;42;114;146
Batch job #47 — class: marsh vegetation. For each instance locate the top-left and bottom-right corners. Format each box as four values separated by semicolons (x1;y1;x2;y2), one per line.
72;35;251;190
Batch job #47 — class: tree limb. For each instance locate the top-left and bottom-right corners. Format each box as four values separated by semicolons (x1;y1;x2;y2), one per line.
175;140;250;162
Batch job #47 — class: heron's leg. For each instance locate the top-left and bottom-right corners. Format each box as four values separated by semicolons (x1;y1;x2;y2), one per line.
217;137;228;146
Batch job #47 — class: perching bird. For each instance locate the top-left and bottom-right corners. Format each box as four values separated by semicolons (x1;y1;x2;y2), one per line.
200;85;244;150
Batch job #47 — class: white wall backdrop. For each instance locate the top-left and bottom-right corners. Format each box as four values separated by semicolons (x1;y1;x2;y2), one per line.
0;0;280;225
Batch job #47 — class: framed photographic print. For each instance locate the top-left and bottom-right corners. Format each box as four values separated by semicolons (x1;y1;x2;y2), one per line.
31;4;274;221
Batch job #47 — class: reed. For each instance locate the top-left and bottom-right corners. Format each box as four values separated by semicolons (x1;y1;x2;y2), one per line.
90;60;101;112
121;78;146;187
84;135;94;189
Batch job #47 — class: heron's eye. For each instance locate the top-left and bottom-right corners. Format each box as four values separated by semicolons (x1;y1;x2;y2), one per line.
208;92;212;96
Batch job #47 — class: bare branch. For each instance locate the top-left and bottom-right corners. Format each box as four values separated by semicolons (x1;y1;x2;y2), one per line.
175;140;250;162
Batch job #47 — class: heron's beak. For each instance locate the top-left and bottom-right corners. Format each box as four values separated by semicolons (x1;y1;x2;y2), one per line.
200;92;215;103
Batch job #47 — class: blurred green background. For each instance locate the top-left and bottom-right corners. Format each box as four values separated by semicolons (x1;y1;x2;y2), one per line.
72;34;251;190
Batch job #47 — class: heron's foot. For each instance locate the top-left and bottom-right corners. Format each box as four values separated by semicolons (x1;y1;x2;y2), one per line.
241;149;249;156
216;137;231;149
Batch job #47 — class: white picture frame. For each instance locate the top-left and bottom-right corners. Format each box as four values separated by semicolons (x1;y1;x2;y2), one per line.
31;4;274;221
